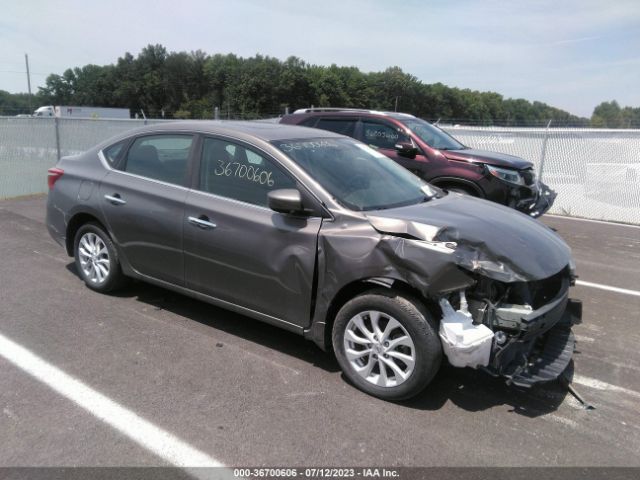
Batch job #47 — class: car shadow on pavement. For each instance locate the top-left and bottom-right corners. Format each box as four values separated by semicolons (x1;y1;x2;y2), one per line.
66;262;570;416
65;263;341;373
400;363;571;417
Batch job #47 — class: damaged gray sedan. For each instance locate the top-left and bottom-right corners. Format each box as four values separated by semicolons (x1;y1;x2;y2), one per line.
46;122;582;400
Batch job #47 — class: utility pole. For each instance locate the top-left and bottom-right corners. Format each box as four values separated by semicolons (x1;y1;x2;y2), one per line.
25;53;33;114
394;96;399;112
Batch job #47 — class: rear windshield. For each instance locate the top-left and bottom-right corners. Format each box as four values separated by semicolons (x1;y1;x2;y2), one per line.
272;138;438;211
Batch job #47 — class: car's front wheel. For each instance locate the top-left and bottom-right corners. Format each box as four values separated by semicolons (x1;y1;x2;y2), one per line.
446;185;477;196
74;222;124;293
332;289;442;401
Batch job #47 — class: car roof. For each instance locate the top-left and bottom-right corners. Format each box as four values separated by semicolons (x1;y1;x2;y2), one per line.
291;108;417;121
119;120;342;142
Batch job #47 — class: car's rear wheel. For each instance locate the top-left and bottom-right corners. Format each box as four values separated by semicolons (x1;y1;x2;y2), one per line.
74;222;124;293
332;289;442;401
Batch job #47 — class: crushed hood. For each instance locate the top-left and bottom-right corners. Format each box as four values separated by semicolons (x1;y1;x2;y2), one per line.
367;194;571;282
443;148;533;170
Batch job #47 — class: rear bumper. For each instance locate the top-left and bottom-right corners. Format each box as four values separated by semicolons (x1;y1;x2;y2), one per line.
45;194;67;249
483;285;582;387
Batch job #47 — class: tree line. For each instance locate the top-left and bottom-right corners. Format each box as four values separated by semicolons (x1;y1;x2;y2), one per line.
590;100;640;128
0;44;637;127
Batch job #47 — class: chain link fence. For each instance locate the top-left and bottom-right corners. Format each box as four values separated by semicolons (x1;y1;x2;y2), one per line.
0;117;59;199
1;117;639;224
0;117;166;198
442;125;640;224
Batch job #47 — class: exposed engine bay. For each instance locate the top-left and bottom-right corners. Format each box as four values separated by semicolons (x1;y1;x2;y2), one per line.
437;266;582;387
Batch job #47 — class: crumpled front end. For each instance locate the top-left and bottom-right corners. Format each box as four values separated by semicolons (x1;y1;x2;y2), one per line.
515;178;557;218
307;193;582;389
345;198;582;387
438;267;582;387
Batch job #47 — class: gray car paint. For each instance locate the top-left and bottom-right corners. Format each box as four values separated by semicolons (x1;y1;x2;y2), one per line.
183;188;322;328
46;121;576;353
99;169;189;286
367;194;571;282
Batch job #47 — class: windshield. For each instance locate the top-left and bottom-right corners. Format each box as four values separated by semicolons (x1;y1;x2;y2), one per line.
273;138;439;211
401;118;465;150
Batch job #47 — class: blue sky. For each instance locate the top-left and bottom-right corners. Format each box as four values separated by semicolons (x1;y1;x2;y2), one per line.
1;0;638;117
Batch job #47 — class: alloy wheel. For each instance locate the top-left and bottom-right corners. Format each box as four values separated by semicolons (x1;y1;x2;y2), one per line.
343;310;416;388
78;232;110;284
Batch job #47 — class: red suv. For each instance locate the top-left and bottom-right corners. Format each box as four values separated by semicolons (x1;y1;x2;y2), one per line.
280;108;555;217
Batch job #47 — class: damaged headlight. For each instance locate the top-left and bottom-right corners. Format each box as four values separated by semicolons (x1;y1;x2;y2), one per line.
469;259;519;282
486;165;524;186
454;246;528;283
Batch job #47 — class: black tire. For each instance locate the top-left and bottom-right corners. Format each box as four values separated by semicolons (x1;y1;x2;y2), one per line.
332;289;442;401
73;222;125;293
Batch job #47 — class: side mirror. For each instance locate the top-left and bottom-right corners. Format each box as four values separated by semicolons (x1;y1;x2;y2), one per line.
395;141;418;159
268;189;305;215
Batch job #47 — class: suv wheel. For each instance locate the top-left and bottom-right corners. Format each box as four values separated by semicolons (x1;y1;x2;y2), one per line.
447;185;477;196
74;223;125;293
332;289;442;401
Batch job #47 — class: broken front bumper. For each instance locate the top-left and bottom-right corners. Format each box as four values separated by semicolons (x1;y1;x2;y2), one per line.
483;280;582;387
516;180;557;218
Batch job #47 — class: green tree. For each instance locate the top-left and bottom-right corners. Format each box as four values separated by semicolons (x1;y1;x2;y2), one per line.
26;44;602;126
0;90;45;115
591;101;623;128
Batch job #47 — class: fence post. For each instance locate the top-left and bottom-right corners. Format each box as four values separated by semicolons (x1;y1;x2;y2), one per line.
538;119;552;181
54;117;61;161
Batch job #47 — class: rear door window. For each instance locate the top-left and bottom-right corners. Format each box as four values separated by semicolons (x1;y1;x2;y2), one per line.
315;118;357;137
300;117;318;127
361;121;410;150
122;134;193;186
103;140;127;166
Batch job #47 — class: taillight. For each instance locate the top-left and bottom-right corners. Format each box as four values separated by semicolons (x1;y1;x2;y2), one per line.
47;167;64;190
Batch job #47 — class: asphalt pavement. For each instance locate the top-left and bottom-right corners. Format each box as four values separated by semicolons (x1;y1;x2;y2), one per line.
1;196;639;469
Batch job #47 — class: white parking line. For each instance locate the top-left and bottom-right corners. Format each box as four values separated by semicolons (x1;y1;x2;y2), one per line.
576;280;640;297
573;374;640;399
546;214;640;229
0;332;223;468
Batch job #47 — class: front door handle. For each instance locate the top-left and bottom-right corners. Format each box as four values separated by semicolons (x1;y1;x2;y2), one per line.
188;215;217;230
104;194;126;205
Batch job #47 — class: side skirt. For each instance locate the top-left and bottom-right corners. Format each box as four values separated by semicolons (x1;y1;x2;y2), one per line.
128;271;305;335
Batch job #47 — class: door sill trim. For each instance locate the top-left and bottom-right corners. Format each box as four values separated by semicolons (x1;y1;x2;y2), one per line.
131;271;305;335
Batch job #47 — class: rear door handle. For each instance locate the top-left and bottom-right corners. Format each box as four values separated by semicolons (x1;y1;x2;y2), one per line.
104;194;126;205
188;216;217;229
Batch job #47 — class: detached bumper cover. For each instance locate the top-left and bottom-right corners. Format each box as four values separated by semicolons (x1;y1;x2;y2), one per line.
484;282;582;387
509;323;574;387
516;180;557;218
